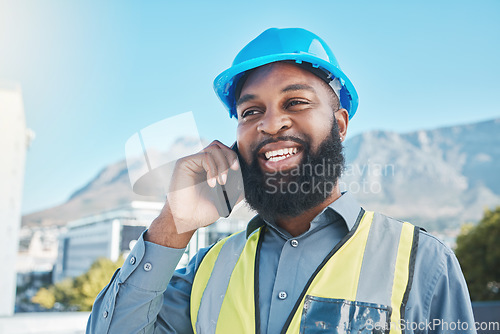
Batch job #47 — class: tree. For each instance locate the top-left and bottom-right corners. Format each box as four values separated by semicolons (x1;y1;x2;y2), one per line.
31;287;56;309
455;206;500;301
32;257;123;311
74;257;124;310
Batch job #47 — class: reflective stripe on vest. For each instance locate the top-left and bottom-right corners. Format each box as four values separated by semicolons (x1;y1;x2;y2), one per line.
191;210;419;334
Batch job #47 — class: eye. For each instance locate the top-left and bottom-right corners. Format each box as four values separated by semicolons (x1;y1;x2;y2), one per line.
286;99;309;108
240;108;263;118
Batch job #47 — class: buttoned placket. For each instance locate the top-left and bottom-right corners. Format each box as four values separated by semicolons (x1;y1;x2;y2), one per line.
265;229;306;334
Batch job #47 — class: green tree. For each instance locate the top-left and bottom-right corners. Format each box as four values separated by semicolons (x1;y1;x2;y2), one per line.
74;257;124;310
32;257;123;311
455;206;500;301
31;287;56;309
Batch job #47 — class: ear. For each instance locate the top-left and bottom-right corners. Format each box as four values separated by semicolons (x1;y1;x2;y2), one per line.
335;108;349;141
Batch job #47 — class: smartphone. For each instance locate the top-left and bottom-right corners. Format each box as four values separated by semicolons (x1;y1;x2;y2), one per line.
212;142;244;217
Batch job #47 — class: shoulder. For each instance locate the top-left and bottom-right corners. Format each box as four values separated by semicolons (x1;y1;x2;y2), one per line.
416;228;456;260
414;228;464;293
374;213;461;294
375;212;455;259
380;213;459;279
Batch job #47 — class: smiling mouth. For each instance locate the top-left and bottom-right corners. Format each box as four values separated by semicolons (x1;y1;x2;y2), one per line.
264;147;299;162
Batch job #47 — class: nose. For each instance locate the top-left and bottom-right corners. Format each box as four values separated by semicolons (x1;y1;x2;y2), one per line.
257;109;292;135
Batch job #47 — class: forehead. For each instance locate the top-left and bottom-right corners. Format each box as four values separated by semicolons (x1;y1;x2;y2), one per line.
240;62;327;94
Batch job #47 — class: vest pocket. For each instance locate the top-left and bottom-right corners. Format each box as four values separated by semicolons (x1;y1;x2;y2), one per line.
300;296;391;334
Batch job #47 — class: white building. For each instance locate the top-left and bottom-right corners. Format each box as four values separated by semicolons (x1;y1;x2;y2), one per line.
0;84;33;316
53;201;208;282
52;198;256;283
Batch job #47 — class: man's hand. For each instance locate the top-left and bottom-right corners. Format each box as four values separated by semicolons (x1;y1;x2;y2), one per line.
145;140;241;248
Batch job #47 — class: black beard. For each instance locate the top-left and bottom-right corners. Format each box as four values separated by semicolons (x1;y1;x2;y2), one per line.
238;119;344;222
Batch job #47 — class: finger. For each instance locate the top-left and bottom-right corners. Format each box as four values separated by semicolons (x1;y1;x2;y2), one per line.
204;141;236;183
210;140;239;171
200;152;218;188
204;145;230;185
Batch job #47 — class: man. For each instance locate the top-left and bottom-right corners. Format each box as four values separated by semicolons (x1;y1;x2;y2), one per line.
87;28;476;333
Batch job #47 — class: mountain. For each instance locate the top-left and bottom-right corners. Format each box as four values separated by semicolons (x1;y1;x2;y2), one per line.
21;137;204;228
21;159;158;228
342;118;500;230
22;118;500;231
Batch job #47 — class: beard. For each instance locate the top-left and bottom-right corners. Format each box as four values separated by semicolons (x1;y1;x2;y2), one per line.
238;119;345;222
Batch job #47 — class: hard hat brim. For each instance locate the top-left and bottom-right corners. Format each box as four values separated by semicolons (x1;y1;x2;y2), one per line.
214;53;359;120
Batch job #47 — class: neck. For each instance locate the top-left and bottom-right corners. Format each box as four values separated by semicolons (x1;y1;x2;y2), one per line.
274;187;342;237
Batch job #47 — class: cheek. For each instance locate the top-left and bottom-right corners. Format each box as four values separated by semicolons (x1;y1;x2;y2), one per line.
300;111;334;148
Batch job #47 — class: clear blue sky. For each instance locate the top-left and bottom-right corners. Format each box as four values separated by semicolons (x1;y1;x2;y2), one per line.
1;0;499;214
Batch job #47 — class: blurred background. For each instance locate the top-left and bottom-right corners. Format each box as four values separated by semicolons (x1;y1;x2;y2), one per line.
1;0;499;333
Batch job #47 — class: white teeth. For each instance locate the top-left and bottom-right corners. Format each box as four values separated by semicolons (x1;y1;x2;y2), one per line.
264;147;299;160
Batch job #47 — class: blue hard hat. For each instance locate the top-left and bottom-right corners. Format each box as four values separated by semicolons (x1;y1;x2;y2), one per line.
214;28;359;120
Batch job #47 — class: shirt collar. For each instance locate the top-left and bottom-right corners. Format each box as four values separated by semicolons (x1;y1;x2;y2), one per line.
246;192;362;239
324;191;362;231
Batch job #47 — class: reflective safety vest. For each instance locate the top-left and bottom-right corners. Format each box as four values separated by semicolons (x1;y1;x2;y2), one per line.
190;210;420;334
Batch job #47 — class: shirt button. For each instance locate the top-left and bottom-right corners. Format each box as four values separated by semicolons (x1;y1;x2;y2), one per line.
103;311;108;318
278;291;287;300
129;256;136;265
143;262;152;271
290;239;299;247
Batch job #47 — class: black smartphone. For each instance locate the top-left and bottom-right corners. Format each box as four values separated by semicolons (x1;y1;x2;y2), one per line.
212;142;244;217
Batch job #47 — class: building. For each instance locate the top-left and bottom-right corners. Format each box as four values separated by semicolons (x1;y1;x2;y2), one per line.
0;83;33;316
54;201;161;281
52;198;255;283
15;227;60;312
53;201;209;282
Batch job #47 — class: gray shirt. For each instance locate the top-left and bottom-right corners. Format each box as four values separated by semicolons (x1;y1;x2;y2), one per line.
86;192;477;333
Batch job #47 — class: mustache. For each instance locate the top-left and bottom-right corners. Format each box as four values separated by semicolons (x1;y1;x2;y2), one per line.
251;136;310;158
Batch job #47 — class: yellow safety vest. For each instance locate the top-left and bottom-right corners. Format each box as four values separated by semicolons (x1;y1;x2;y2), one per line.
190;210;419;334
